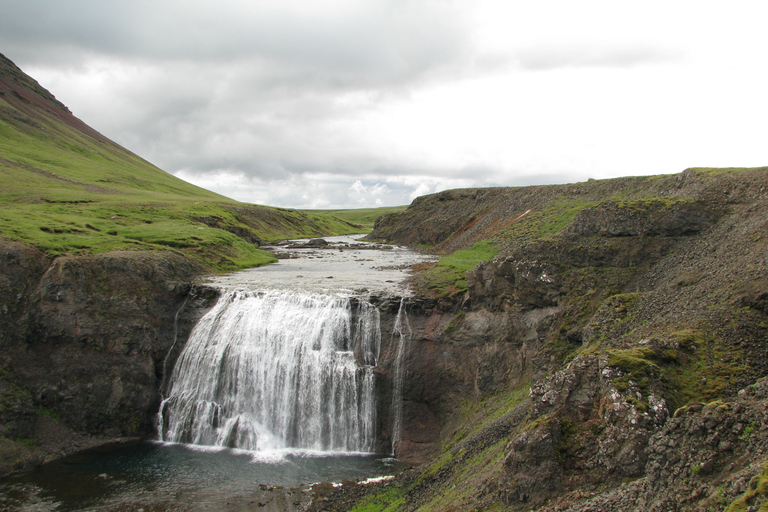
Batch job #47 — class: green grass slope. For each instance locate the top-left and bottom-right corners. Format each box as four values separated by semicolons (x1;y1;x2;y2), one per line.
301;206;408;231
0;53;362;270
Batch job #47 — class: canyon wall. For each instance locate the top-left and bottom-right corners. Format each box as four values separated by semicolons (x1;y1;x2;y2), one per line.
0;243;219;475
346;167;768;510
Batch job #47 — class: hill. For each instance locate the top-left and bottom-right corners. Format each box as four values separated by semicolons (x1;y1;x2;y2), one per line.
300;205;408;231
0;52;361;270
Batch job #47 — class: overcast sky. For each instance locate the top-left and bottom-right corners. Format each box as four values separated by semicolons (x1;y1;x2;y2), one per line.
2;1;766;208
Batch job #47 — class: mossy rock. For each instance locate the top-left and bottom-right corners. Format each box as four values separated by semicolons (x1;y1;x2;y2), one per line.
726;460;768;512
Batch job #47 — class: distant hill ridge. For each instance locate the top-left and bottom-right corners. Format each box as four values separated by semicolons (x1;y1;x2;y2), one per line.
369;167;768;254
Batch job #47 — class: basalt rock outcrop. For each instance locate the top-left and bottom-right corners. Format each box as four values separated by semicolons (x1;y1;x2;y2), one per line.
537;377;768;512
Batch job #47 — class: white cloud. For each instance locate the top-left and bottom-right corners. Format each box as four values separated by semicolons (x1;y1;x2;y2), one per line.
349;180;390;206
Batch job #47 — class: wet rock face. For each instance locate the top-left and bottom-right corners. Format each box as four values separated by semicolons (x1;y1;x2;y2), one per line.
378;294;560;464
0;241;48;350
28;253;201;354
373;254;566;466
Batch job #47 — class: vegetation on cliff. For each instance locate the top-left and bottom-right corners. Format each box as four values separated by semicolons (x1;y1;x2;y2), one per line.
411;240;498;297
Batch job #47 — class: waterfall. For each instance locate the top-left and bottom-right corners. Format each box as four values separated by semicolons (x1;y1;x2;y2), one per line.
160;284;193;395
388;298;412;455
158;290;380;453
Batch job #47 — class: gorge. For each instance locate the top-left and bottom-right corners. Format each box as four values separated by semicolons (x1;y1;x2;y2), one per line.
1;237;433;510
5;167;768;512
2;52;768;511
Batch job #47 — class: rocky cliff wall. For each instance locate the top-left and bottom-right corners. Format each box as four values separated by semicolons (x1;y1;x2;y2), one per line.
320;168;768;511
0;242;219;476
368;168;762;255
370;294;554;464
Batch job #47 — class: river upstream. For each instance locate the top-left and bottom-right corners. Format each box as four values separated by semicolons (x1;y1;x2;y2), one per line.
0;236;435;512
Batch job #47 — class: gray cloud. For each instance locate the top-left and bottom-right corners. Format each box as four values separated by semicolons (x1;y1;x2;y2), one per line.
2;0;471;87
1;0;482;199
3;1;765;208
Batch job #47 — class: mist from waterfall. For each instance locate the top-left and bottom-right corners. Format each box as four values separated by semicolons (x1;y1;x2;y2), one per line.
158;290;381;454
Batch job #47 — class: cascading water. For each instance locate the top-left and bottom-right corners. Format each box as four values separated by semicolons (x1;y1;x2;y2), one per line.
158;289;381;453
388;298;412;455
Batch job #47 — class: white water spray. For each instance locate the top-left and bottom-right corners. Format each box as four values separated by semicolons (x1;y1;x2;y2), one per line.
158;290;381;453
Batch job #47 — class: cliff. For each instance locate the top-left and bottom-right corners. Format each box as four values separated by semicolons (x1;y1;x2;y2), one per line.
0;240;224;475
319;167;768;511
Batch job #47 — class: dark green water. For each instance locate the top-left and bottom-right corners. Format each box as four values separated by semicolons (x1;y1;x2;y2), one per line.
0;442;401;511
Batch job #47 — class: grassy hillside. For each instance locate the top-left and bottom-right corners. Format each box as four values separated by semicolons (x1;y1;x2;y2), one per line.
301;206;408;231
0;53;362;270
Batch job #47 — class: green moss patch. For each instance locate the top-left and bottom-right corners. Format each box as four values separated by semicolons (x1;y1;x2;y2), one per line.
594;327;750;411
414;240;498;297
608;347;659;391
537;199;599;237
726;461;768;512
663;329;749;408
